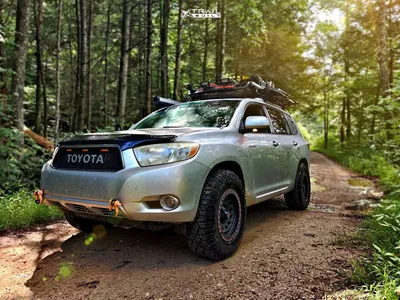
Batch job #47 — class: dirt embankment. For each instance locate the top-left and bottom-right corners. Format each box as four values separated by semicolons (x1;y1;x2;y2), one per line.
0;152;377;299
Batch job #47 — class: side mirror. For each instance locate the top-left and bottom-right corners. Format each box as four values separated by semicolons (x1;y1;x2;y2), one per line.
244;116;270;130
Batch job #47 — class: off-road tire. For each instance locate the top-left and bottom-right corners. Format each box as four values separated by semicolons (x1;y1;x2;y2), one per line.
284;162;310;210
64;212;110;233
187;169;246;261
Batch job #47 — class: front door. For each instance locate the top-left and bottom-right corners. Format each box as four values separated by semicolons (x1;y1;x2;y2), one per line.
241;104;282;196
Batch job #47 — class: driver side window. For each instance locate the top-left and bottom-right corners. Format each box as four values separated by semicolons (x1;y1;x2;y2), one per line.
242;104;271;133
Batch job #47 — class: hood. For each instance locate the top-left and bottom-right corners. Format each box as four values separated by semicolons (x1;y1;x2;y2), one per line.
58;128;215;151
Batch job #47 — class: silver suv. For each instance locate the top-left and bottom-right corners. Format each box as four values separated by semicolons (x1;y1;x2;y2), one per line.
40;98;310;260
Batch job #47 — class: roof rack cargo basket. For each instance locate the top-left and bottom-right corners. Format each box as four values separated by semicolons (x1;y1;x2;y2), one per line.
153;75;295;109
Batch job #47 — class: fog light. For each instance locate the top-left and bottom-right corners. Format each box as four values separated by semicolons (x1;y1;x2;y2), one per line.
160;195;180;211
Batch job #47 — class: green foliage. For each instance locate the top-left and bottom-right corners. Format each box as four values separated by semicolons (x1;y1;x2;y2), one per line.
0;127;52;195
297;123;311;143
0;189;63;230
317;145;400;298
352;199;400;299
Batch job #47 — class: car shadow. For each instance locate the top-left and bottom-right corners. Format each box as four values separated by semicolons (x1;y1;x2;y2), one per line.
26;198;293;295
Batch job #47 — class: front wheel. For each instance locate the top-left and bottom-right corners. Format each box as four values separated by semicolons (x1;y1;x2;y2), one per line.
284;162;310;210
186;169;246;261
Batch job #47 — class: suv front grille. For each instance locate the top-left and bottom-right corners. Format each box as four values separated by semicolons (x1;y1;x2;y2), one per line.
52;146;123;171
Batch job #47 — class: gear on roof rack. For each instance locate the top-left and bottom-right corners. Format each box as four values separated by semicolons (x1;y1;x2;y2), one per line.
153;75;295;109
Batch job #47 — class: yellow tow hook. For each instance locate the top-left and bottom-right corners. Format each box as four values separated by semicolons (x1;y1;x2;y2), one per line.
109;199;121;217
34;189;44;205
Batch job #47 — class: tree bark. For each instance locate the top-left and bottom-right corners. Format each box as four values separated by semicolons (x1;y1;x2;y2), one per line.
145;0;153;114
173;0;183;100
219;0;226;79
86;0;93;130
73;0;81;131
41;45;48;137
160;0;170;98
68;16;76;131
117;0;131;127
0;0;6;126
55;0;63;144
377;0;392;139
23;125;54;151
215;1;221;81
33;0;43;134
0;0;6;88
79;0;87;131
104;0;111;126
202;0;210;82
344;0;351;141
11;0;30;132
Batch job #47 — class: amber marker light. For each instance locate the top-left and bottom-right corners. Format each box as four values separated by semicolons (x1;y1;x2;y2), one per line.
100;149;109;152
82;149;89;152
66;149;72;152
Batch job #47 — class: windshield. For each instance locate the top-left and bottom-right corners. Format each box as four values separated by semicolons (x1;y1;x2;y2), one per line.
133;100;240;129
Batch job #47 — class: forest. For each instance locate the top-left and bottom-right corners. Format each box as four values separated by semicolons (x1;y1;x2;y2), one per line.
0;0;399;298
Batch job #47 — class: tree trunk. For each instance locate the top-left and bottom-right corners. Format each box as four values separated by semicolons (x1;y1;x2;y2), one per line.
55;0;63;144
0;0;6;126
104;0;111;126
86;0;93;130
145;0;153;114
388;0;394;87
370;84;380;139
73;0;81;131
41;46;48;137
323;66;328;149
377;0;392;139
340;98;345;149
24;125;54;151
173;0;183;100
11;0;30;132
215;1;221;81
219;0;226;79
79;0;87;131
202;0;210;82
68;16;75;132
344;0;351;141
33;0;43;134
117;0;131;127
160;0;170;98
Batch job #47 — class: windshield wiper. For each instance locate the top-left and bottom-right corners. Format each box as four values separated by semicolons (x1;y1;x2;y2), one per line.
162;125;185;128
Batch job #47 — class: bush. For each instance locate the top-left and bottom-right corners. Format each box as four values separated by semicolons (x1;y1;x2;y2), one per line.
0;189;63;230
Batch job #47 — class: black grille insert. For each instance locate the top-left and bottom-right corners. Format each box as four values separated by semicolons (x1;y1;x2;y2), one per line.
53;147;123;171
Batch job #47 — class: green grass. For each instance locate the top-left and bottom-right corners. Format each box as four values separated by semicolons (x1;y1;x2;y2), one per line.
0;189;63;230
314;145;400;299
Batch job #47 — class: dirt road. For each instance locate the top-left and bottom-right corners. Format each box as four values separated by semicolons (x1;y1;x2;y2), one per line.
0;152;377;299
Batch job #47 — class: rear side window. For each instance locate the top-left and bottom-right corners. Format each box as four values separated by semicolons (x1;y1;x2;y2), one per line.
267;108;289;134
285;114;298;135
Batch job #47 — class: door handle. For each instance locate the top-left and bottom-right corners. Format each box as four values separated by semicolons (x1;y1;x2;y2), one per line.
272;141;279;147
293;141;298;147
247;144;257;148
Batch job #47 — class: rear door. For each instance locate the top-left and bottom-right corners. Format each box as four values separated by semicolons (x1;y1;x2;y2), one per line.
241;104;282;196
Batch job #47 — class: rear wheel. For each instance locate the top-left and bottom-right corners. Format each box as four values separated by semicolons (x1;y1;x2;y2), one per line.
64;212;111;233
284;162;310;210
187;169;246;261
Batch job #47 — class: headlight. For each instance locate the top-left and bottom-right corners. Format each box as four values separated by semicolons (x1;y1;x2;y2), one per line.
134;143;200;167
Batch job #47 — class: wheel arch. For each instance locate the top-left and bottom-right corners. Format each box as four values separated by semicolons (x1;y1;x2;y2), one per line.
206;161;245;192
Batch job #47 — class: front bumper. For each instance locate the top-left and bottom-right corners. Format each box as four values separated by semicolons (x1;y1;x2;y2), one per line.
41;148;210;223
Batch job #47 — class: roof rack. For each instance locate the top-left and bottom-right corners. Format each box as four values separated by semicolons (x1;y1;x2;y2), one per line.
153;75;295;109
